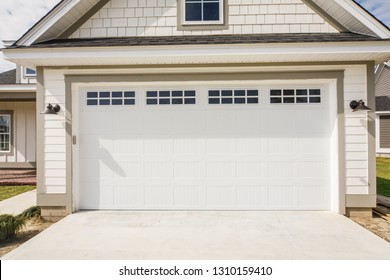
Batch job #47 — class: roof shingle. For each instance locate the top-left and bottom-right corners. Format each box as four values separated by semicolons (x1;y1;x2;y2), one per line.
0;69;16;84
9;32;387;49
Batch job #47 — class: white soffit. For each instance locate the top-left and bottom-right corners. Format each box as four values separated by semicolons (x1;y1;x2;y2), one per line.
311;0;390;38
4;41;390;67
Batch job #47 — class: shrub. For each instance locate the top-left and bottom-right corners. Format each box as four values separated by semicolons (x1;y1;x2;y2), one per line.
0;206;42;242
0;214;25;241
17;206;41;220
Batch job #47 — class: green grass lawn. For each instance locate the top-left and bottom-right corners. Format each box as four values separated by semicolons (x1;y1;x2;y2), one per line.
0;186;36;202
377;157;390;197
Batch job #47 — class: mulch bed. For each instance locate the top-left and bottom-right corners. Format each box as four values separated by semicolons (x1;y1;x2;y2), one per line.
0;169;36;186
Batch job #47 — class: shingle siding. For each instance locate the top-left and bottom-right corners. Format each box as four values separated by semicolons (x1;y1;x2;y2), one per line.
70;0;338;38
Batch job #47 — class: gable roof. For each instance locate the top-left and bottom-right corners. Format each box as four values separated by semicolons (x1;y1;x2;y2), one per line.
0;69;16;85
14;0;390;47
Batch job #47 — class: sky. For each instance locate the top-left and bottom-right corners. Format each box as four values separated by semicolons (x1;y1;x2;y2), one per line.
0;0;389;72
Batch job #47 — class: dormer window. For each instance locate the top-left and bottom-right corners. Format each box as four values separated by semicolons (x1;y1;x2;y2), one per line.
24;67;36;77
183;0;223;24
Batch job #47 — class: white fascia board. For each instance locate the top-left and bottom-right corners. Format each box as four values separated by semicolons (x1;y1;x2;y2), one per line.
17;0;80;46
334;0;390;39
376;111;390;114
3;41;390;66
0;85;36;92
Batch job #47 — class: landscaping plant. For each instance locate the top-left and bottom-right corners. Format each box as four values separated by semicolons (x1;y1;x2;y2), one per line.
0;206;41;242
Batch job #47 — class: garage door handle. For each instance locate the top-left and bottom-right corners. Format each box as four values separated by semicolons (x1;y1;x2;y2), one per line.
73;136;77;145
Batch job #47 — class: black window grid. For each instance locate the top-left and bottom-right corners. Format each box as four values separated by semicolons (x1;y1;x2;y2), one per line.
208;89;259;104
146;90;196;105
86;91;136;106
270;89;321;104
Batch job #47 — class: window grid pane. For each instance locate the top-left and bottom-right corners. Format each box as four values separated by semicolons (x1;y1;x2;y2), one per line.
0;115;11;152
269;89;321;104
86;91;136;106
185;0;221;22
146;90;196;105
208;89;259;104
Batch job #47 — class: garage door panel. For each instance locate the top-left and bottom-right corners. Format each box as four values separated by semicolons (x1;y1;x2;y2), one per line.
298;160;327;178
235;138;265;154
173;185;201;208
236;161;264;178
206;138;233;154
267;138;295;155
143;112;173;133
265;110;296;133
267;161;295;178
234;111;265;134
173;111;204;133
236;185;263;208
206;185;234;208
297;185;327;209
114;161;142;178
78;85;332;210
293;109;329;134
173;138;202;154
143;161;171;178
144;185;172;208
80;160;114;182
144;138;173;154
204;111;236;134
112;112;144;134
80;135;114;158
173;161;200;178
80;183;114;209
297;137;328;154
80;111;113;134
266;185;296;209
113;137;143;155
205;161;233;178
113;185;144;208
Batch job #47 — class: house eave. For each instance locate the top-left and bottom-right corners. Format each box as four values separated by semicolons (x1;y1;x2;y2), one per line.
0;84;36;92
4;41;390;68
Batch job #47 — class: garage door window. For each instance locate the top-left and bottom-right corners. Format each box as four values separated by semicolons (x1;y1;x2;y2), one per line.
270;89;321;104
86;91;136;106
208;89;259;104
146;90;196;105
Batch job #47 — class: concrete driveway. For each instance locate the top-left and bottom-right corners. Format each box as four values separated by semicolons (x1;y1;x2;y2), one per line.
2;211;390;260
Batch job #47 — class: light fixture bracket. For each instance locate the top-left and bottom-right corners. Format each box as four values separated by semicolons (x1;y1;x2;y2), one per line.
349;100;372;112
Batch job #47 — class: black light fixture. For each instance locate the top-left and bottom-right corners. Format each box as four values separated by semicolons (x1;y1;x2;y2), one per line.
349;100;372;112
41;104;61;115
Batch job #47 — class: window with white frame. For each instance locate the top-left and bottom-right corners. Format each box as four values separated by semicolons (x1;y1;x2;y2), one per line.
0;114;11;153
183;0;223;24
24;67;36;77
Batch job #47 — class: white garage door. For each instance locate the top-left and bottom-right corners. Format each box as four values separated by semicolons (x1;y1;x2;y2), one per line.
77;84;331;210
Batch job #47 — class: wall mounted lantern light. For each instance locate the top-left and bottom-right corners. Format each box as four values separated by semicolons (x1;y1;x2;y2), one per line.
41;104;61;115
349;100;372;112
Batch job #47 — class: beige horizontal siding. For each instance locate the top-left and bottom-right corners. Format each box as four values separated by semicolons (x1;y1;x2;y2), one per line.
70;0;338;38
